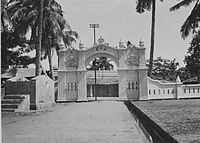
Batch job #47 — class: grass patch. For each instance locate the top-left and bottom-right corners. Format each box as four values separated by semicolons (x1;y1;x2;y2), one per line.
133;99;200;143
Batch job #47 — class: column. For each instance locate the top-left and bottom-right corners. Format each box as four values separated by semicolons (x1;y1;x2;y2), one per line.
138;69;148;100
90;85;93;97
118;70;128;100
77;70;88;101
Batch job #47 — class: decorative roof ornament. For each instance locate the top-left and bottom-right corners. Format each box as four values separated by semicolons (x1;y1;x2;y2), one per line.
176;76;182;84
79;41;84;49
139;40;144;48
127;41;133;48
119;40;125;48
97;36;104;44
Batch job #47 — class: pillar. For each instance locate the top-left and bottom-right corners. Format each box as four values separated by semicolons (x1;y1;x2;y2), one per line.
118;70;128;100
138;69;148;100
77;70;88;101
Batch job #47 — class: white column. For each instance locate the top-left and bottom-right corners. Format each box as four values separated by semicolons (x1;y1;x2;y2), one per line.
77;70;88;101
118;70;128;100
138;69;148;100
90;85;93;97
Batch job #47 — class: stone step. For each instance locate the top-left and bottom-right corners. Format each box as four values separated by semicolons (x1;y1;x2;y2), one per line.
2;104;18;109
1;109;15;112
4;95;25;100
2;99;23;104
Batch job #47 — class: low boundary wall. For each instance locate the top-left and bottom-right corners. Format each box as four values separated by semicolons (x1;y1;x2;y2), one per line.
124;101;178;143
148;77;200;100
5;75;55;110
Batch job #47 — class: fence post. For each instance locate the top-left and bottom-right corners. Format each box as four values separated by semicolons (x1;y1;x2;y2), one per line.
176;76;183;99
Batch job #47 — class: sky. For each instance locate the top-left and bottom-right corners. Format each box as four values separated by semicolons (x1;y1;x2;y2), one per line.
55;0;194;67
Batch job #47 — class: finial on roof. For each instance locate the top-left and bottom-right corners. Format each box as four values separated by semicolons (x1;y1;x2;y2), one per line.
79;41;84;49
139;40;144;48
176;76;182;83
127;41;133;48
97;36;104;44
119;40;125;48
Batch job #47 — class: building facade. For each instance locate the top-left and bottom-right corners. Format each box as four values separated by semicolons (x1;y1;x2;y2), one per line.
57;38;148;101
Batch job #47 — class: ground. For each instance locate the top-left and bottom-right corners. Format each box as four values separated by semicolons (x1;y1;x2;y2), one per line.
2;101;146;143
133;99;200;143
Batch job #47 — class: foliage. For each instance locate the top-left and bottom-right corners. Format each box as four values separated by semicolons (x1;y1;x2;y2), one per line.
1;0;11;31
176;67;193;81
5;0;72;78
1;0;35;71
170;0;200;39
7;0;68;52
136;0;164;13
87;57;114;71
184;31;200;80
63;30;79;48
135;0;164;77
147;57;179;81
170;0;200;81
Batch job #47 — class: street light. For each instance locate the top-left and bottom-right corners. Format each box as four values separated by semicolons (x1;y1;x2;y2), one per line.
89;24;99;101
94;58;97;101
89;24;99;45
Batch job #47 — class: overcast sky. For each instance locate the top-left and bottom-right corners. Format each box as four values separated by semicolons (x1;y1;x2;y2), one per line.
55;0;194;66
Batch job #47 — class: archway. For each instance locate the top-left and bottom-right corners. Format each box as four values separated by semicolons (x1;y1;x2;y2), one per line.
57;37;148;101
86;55;119;99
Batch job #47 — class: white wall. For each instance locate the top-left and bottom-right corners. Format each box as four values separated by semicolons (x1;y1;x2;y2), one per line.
147;77;200;100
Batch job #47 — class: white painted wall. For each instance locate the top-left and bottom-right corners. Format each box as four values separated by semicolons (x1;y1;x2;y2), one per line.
147;77;200;100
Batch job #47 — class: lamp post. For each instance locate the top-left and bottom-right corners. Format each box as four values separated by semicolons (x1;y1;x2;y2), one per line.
94;58;97;101
89;24;99;45
89;24;99;101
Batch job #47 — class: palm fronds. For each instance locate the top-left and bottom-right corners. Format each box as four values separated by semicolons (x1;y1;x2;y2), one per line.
170;0;196;11
170;0;200;39
136;0;164;13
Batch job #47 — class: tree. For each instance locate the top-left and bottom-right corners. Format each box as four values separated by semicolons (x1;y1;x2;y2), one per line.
1;0;11;31
36;0;44;76
1;31;35;71
136;0;164;77
170;0;200;39
7;0;68;78
63;30;79;48
147;57;179;81
176;67;192;81
87;57;114;71
184;31;200;80
170;0;200;82
1;0;34;71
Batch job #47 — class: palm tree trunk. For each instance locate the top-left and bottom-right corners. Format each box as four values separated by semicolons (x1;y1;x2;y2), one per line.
36;0;44;76
148;0;156;77
47;46;54;80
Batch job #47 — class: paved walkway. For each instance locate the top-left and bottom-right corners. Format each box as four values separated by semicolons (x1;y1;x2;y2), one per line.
2;101;146;143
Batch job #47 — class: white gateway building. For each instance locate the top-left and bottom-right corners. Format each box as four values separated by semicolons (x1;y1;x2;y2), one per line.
57;37;148;101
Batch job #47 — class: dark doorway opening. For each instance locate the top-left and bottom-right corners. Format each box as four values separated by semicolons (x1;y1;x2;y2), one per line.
87;84;118;97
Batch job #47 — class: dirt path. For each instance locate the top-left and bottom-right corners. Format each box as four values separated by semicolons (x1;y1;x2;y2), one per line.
2;101;146;143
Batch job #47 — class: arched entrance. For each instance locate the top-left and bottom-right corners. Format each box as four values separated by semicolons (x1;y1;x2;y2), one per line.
57;37;148;101
86;55;119;100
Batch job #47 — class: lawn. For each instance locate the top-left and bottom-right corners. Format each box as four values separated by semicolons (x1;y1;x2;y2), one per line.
133;99;200;143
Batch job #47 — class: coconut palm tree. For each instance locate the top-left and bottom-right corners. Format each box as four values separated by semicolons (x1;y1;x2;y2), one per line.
170;0;200;39
36;0;44;76
63;30;79;48
7;0;68;78
136;0;164;77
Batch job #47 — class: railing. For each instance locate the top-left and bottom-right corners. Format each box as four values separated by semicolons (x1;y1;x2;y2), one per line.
180;84;200;99
147;77;200;100
124;101;179;143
